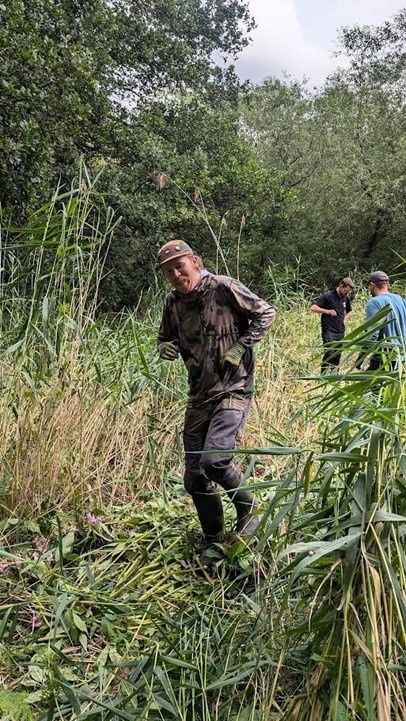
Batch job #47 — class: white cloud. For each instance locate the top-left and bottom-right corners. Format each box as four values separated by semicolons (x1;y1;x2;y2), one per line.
235;0;336;85
235;0;406;86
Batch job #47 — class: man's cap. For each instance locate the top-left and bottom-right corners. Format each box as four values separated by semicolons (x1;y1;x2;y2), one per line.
157;240;194;267
368;271;389;284
341;277;355;289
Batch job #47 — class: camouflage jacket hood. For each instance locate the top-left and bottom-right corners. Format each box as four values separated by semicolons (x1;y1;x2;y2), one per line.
158;272;275;406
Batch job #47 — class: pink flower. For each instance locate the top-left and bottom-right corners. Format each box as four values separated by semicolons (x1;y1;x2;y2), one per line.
31;611;43;630
34;537;49;553
0;562;8;574
85;512;103;525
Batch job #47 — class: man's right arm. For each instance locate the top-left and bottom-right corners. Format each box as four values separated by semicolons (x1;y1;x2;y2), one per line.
365;298;382;341
365;298;379;322
157;299;179;360
310;303;336;317
356;298;383;368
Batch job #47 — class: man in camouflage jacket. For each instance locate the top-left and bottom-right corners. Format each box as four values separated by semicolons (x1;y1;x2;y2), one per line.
157;239;275;558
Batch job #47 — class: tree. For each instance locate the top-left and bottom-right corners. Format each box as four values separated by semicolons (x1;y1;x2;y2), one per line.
336;9;406;92
0;0;254;221
240;77;326;281
96;96;283;308
240;17;406;288
107;0;254;103
0;0;112;216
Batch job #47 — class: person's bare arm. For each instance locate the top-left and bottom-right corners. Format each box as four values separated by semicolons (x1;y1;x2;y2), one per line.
310;304;337;317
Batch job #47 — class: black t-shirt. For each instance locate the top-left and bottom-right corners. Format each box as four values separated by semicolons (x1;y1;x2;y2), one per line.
314;289;352;336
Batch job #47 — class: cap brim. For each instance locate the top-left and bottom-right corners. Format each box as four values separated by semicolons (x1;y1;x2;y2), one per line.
158;250;193;266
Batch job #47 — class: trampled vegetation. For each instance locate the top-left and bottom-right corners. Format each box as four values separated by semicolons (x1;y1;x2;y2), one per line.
0;185;406;720
2;2;406;717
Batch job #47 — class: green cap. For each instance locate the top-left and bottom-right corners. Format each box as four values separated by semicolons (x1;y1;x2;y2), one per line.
157;240;194;267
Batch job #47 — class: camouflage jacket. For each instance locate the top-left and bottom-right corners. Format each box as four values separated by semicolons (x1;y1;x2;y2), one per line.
158;271;275;406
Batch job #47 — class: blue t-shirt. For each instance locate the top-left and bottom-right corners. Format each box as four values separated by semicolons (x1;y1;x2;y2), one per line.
365;292;406;346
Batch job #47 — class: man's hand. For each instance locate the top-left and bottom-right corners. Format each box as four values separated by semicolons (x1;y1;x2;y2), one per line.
158;340;179;361
327;309;337;316
220;341;245;372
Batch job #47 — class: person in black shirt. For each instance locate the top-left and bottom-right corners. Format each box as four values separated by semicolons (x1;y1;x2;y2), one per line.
311;277;355;373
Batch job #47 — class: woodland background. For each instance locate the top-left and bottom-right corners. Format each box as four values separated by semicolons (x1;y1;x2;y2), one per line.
3;1;406;308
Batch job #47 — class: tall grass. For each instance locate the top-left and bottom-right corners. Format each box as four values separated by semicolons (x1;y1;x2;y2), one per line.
273;345;406;720
0;171;185;513
1;176;406;720
0;174;326;515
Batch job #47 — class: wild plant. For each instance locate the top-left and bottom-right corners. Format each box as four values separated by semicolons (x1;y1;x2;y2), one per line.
275;329;406;720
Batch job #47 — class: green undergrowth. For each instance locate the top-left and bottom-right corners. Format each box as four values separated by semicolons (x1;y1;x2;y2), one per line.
2;179;406;720
0;487;299;721
0;689;34;721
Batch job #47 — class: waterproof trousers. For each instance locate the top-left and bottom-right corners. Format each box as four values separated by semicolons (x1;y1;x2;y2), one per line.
183;396;257;539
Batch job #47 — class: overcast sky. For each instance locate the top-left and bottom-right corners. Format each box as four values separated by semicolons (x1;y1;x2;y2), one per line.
235;0;406;87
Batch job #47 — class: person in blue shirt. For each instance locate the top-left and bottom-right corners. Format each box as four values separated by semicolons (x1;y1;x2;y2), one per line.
363;270;406;370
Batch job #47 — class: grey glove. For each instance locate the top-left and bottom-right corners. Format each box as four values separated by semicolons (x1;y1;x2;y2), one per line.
158;340;179;361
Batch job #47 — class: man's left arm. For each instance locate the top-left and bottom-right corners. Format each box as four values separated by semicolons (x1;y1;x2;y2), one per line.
344;298;352;323
226;279;276;346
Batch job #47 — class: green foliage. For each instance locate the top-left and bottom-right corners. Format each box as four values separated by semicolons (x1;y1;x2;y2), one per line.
0;0;113;217
4;1;406;300
0;690;34;721
0;496;280;721
95;97;285;307
107;0;254;102
0;165;119;368
275;339;406;719
1;178;406;720
337;8;406;90
0;0;254;231
0;0;272;308
240;14;406;287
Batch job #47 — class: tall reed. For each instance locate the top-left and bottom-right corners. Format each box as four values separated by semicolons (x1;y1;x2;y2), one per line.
276;331;406;721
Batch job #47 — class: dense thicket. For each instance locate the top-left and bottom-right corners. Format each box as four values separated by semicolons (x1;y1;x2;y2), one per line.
2;3;406;308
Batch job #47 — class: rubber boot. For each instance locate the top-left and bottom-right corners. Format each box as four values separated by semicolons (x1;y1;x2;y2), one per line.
192;490;225;567
223;479;261;538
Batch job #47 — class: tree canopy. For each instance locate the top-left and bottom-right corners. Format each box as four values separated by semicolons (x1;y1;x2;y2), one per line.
0;0;253;218
2;3;406;307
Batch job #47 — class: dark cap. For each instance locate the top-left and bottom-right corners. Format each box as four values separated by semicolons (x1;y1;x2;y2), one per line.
157;240;194;267
368;271;389;284
341;277;355;289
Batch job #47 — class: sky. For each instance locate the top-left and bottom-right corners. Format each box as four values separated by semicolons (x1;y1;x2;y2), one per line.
235;0;406;87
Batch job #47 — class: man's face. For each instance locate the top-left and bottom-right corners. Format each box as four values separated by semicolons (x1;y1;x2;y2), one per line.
161;254;201;294
338;284;353;298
